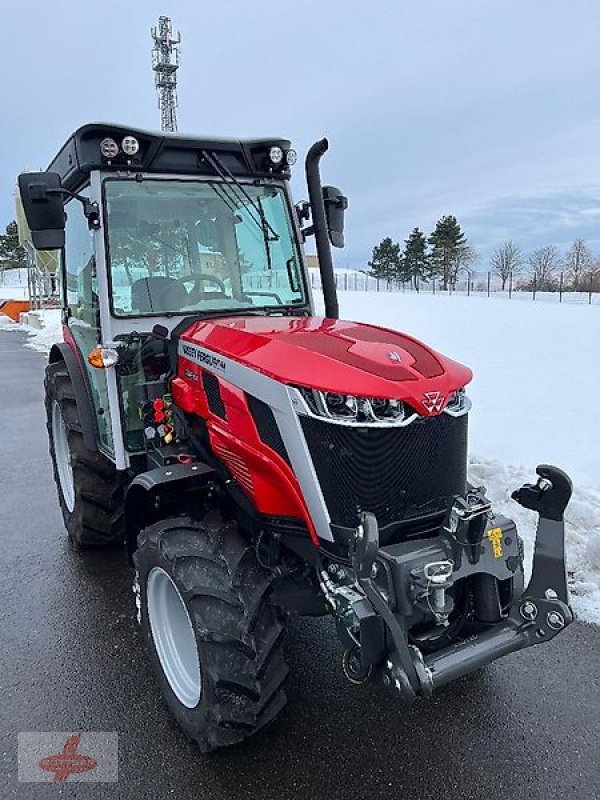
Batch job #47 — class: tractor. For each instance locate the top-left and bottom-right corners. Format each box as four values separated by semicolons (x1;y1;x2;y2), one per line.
18;124;574;752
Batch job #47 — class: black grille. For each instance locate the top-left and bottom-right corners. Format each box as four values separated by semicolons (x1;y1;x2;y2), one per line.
247;394;291;466
202;371;227;419
300;413;467;534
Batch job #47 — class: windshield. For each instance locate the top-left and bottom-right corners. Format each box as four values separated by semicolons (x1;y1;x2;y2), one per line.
104;178;306;317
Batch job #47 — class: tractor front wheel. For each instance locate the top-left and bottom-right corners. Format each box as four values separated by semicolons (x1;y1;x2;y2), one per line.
134;513;289;752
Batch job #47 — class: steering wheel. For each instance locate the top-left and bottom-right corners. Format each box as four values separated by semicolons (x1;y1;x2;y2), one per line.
182;272;228;302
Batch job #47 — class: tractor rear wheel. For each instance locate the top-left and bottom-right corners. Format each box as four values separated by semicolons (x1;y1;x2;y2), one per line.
134;513;289;752
45;361;125;548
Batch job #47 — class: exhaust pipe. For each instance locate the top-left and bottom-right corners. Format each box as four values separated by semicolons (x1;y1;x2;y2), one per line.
305;138;339;319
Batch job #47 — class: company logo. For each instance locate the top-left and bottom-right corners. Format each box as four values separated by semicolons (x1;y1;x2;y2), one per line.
422;390;445;413
181;343;226;372
18;732;118;783
387;351;402;363
38;733;96;783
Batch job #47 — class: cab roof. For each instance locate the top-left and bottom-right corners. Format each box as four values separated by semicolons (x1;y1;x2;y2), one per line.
47;123;293;192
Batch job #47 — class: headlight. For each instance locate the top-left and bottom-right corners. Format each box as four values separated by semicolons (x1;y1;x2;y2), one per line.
444;387;471;417
100;137;119;159
121;135;140;156
295;387;418;426
268;146;284;165
321;392;358;419
285;149;297;166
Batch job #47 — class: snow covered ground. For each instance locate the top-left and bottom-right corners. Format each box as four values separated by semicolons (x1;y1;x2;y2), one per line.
2;290;599;623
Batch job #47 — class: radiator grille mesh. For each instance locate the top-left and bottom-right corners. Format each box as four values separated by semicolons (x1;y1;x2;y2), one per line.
299;413;468;530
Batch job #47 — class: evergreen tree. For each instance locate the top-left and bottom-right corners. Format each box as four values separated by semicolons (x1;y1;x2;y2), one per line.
368;237;402;280
428;215;467;289
402;227;428;290
0;220;26;270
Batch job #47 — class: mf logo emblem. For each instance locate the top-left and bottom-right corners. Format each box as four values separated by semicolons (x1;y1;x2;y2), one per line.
388;351;402;363
422;391;445;413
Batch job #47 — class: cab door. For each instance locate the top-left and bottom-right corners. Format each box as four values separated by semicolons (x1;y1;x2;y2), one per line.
63;196;115;458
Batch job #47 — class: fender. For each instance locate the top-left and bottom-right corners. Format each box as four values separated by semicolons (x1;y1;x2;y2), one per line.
125;462;217;555
49;341;98;451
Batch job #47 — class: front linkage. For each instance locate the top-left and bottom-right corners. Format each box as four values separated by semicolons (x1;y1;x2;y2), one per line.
322;464;573;699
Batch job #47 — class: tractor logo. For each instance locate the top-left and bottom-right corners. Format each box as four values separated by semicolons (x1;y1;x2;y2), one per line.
387;351;402;363
422;391;445;413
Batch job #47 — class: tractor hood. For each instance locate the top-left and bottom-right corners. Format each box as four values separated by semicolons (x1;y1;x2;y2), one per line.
178;316;472;416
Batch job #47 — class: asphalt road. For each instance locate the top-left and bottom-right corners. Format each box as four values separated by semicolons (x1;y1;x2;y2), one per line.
1;330;599;799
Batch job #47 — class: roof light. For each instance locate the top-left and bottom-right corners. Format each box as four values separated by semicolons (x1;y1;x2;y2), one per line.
88;345;119;369
122;135;140;156
100;137;119;159
286;149;297;166
268;146;284;165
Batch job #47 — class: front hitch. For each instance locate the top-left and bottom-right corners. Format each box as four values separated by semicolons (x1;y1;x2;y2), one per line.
371;465;574;698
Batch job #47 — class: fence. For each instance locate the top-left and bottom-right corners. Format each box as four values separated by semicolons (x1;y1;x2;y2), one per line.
308;270;600;306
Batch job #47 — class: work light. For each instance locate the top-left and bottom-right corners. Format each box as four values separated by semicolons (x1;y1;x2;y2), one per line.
268;146;284;165
100;138;119;159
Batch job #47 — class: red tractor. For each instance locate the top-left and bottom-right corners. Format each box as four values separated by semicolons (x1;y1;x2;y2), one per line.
18;124;573;752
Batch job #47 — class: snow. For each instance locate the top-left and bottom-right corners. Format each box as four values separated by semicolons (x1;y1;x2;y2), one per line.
2;288;600;623
0;309;62;352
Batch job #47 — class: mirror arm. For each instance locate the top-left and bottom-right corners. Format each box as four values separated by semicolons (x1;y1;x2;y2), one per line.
45;188;101;231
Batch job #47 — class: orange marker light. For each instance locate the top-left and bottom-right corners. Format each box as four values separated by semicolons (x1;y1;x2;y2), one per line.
88;346;119;369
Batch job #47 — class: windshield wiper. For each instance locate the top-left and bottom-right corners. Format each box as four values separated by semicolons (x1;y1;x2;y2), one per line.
201;150;280;242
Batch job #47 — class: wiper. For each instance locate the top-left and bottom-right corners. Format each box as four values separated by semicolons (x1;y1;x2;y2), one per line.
201;150;280;242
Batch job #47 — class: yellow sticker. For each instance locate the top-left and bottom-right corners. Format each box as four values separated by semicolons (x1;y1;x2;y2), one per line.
486;527;504;559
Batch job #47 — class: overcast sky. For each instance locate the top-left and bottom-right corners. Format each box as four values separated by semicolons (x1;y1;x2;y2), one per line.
3;0;599;267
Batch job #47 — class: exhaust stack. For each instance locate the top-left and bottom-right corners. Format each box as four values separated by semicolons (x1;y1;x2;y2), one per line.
305;138;339;319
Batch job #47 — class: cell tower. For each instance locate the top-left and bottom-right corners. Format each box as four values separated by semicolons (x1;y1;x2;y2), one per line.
151;15;181;132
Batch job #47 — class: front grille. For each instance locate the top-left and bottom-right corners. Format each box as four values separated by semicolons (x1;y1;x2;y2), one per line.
300;413;467;536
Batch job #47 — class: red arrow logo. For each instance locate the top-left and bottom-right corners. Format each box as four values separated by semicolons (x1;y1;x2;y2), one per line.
38;733;97;783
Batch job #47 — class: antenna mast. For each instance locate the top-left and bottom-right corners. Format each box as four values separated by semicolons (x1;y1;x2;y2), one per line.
151;15;181;132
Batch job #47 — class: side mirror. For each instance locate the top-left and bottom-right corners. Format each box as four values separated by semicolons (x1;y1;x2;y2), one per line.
17;172;66;250
323;185;348;248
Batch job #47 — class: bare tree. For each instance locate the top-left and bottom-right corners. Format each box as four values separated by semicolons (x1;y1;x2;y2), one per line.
527;246;559;291
565;238;590;290
449;245;478;287
490;241;523;290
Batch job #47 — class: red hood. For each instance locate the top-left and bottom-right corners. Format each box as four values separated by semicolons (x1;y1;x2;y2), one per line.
179;316;472;416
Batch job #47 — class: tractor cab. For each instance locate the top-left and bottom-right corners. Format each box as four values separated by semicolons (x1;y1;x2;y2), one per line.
18;124;346;466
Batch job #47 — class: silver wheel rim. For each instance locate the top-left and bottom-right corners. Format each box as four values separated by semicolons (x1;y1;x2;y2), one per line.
146;567;202;708
52;401;75;513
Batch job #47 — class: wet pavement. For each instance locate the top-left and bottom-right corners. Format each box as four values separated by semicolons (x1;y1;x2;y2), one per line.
1;331;599;799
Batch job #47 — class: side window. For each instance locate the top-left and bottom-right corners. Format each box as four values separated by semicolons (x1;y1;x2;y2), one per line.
64;198;97;325
63;199;114;455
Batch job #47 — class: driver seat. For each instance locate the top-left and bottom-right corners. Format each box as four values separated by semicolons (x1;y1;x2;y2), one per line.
131;276;189;314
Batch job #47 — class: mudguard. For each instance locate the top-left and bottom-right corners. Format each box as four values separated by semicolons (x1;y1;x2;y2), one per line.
49;341;97;451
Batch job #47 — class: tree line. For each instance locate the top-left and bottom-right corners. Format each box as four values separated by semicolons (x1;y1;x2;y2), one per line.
490;239;600;292
369;216;600;293
369;216;475;291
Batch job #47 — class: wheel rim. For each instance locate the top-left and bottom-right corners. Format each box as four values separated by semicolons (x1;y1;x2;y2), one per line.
52;401;75;513
146;567;202;708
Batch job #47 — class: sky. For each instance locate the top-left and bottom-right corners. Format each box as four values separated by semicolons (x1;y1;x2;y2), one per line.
2;0;600;269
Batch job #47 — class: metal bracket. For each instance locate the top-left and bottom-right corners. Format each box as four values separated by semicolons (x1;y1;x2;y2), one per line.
512;464;573;604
